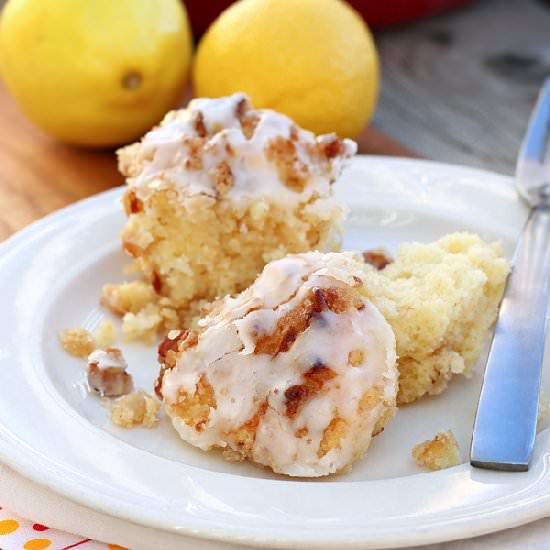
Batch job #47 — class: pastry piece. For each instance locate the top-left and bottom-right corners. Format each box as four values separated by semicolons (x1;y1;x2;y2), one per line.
93;319;117;349
157;252;398;477
60;328;94;358
111;390;160;428
87;348;133;397
363;233;509;404
412;430;461;470
110;93;355;337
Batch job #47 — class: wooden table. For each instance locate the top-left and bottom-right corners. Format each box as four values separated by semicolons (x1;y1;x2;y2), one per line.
1;0;547;241
0;83;418;242
374;0;550;174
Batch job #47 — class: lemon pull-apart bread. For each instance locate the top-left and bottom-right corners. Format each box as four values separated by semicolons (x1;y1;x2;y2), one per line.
363;233;509;405
156;252;398;477
106;94;356;340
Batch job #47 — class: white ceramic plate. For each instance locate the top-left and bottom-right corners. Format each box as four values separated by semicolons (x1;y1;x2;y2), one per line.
0;156;548;549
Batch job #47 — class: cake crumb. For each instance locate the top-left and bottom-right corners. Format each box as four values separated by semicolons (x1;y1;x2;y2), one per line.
121;303;163;344
111;390;160;428
222;448;245;462
94;319;117;348
412;430;461;471
60;328;95;358
87;348;133;397
101;281;157;316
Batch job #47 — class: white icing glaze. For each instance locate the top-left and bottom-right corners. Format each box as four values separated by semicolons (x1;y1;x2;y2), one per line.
162;252;398;477
87;349;127;371
120;93;356;208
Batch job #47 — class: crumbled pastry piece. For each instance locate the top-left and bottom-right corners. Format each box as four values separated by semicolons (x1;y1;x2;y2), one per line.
363;248;393;270
87;348;133;397
101;281;157;316
93;319;117;348
60;328;95;358
113;93;355;329
158;251;398;477
121;303;163;344
110;390;160;428
362;233;510;404
412;430;461;471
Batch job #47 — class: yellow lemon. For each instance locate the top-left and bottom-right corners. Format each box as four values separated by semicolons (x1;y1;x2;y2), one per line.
193;0;378;138
0;0;192;147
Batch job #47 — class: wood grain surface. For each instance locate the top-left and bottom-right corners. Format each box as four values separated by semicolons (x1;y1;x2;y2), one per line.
374;0;550;174
0;84;122;241
0;82;419;243
1;0;546;239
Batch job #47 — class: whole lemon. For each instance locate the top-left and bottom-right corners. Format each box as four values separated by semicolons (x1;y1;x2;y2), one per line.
0;0;192;147
193;0;378;138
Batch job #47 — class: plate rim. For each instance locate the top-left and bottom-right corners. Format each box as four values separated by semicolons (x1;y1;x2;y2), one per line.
1;156;546;549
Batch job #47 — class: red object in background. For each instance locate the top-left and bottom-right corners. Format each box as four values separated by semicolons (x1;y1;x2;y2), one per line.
348;0;475;27
184;0;476;35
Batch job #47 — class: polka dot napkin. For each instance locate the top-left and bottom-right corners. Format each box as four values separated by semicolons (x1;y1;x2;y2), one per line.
0;507;125;550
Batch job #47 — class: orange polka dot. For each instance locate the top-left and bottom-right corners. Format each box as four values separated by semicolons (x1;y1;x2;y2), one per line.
23;539;52;550
108;545;128;550
0;519;19;535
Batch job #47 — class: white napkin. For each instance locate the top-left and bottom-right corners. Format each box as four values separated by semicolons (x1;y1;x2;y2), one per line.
1;462;549;550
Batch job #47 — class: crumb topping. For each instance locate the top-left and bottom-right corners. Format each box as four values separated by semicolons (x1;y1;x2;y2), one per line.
412;430;461;471
117;93;356;207
111;390;160;428
363;248;394;270
60;328;95;358
284;363;336;418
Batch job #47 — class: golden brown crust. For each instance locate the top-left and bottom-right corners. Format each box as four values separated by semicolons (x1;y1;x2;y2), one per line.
122;190;144;215
193;111;208;138
320;136;347;159
234;97;259;139
318;417;348;458
363;249;393;270
156;329;198;398
265;136;309;192
225;400;268;459
212;160;233;195
357;385;396;436
170;373;216;432
284;363;336;418
254;286;364;356
122;242;142;258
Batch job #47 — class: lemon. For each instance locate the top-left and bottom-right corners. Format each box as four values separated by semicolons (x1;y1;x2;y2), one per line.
0;0;192;147
193;0;378;138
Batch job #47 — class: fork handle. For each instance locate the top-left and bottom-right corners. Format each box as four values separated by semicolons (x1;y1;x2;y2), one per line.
471;206;550;471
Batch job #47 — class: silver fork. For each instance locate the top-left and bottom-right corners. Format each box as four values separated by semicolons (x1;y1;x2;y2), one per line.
470;79;550;471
